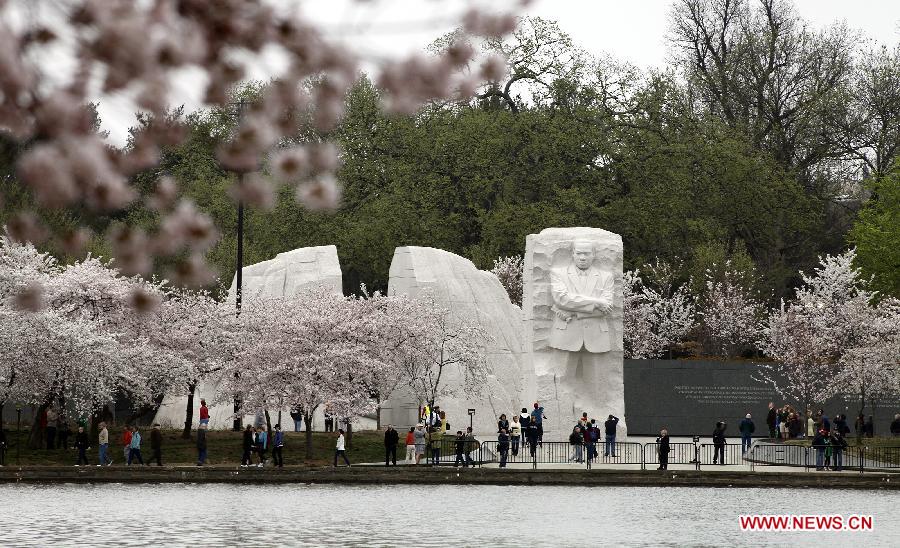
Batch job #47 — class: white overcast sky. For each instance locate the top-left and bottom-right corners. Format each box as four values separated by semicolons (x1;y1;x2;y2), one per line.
93;0;900;145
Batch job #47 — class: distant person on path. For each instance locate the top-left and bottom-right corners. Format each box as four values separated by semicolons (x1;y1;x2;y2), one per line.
570;426;584;463
334;429;350;467
196;423;208;466
812;429;827;471
413;424;426;465
891;414;900;436
128;426;144;466
290;407;303;432
821;412;831;433
98;422;111;466
150;423;162;466
864;415;875;438
531;403;546;445
524;412;539;459
830;429;847;471
255;426;268;467
739;414;755;454
46;407;58;450
241;425;254;466
57;416;70;450
788;413;802;439
497;414;509;434
807;412;816;439
498;428;510;468
509;415;522;457
272;424;284;468
74;426;89;466
656;428;670;470
833;414;847;437
122;424;133;462
384;424;399;466
585;419;598;462
429;420;444;466
405;427;416;463
604;415;619;457
463;427;476;467
198;399;210;426
854;413;865;442
712;421;726;465
453;430;467;467
324;411;334;433
766;402;776;439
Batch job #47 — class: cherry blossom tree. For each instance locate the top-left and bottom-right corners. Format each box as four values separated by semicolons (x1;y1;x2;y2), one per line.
491;255;523;307
1;0;523;288
761;249;899;415
395;293;490;412
218;287;393;458
697;263;765;357
623;266;695;359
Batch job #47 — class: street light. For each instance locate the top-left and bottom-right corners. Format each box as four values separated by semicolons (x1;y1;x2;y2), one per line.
468;408;476;433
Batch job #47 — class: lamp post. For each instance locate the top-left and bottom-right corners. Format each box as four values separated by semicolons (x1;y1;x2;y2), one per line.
229;97;251;432
468;408;475;433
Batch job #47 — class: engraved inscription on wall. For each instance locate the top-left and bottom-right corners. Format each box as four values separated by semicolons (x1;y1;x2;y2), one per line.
674;385;774;405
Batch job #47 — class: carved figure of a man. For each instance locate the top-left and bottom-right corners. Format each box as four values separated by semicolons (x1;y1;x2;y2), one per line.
549;240;615;353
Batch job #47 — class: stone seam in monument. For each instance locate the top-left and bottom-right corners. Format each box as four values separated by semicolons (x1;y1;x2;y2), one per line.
523;228;627;438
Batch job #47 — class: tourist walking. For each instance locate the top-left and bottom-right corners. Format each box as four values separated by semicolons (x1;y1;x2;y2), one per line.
498;429;510;468
812;429;827;471
272;424;284;467
604;415;619;457
413;424;426;465
122;424;132;462
656;428;670;470
98;422;112;466
128;426;144;466
290;407;303;432
891;414;900;436
585;419;599;462
405;427;416;463
241;424;254;466
712;421;727;464
74;426;89;466
334;429;350;467
766;402;776;439
739;414;755;454
510;415;521;457
150;423;162;466
531;403;546;445
864;416;875;438
255;426;268;467
429;419;444;466
497;414;509;434
196;423;208;466
453;430;467;467
570;426;584;463
45;407;58;450
830;429;847;471
384;424;399;466
463;427;476;467
198;399;210;426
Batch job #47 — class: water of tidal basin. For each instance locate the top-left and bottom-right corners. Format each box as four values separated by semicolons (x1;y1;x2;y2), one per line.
1;483;897;547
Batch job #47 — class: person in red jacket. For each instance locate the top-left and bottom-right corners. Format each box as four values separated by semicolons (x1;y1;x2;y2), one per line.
122;425;133;463
199;399;210;426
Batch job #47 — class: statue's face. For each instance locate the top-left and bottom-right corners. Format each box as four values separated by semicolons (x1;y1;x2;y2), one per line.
572;242;594;270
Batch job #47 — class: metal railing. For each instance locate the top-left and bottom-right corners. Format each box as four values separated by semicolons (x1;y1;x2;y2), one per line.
477;440;644;469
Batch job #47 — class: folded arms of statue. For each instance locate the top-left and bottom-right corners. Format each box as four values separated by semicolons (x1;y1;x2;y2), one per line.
550;271;614;325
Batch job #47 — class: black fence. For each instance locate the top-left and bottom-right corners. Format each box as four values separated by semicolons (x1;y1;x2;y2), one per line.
439;439;900;473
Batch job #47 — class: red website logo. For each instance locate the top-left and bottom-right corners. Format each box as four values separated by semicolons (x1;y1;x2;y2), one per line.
739;515;873;531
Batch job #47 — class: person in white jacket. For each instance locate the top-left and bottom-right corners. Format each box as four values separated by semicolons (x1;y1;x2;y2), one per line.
334;429;350;467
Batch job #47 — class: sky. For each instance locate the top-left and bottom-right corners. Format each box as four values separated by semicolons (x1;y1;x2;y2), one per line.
91;0;900;145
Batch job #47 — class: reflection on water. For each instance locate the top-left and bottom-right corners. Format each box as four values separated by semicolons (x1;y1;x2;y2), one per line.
1;483;898;547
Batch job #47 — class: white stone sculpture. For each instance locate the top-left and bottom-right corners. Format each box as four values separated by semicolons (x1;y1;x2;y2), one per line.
523;228;626;438
381;246;531;433
152;245;362;430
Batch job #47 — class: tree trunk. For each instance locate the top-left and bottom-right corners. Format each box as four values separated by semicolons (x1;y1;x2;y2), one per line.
264;409;272;442
181;383;196;439
376;404;382;431
126;394;165;425
304;411;314;460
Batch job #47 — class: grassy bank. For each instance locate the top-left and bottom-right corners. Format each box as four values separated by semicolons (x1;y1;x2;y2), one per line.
0;426;387;467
